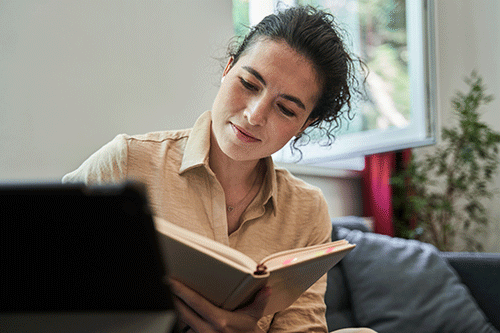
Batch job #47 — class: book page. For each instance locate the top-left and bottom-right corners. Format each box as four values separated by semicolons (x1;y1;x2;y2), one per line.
260;243;355;315
261;240;351;271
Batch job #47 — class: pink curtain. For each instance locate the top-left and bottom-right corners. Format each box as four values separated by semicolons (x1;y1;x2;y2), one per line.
362;150;412;236
362;151;396;236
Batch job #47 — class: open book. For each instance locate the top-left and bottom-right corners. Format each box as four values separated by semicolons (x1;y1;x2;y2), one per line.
154;217;355;316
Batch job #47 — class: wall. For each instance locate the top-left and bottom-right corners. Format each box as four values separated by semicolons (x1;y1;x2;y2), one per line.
0;1;233;181
411;0;500;252
293;170;363;219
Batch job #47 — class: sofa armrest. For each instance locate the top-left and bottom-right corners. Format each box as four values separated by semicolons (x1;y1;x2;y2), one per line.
331;216;371;233
439;252;500;330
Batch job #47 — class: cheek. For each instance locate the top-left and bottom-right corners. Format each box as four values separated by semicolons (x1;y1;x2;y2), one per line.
226;85;247;108
214;84;243;114
268;122;302;145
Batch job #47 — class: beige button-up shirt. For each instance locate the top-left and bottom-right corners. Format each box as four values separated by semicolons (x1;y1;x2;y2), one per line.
63;111;332;332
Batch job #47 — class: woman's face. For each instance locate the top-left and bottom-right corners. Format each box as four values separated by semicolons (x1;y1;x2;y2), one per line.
210;39;321;163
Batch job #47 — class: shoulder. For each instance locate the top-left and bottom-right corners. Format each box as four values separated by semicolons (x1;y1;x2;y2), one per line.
274;170;328;222
273;166;331;243
123;128;192;145
62;128;193;184
119;128;192;157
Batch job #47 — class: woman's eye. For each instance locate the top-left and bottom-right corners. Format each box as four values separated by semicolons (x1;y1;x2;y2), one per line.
279;105;295;117
239;78;258;92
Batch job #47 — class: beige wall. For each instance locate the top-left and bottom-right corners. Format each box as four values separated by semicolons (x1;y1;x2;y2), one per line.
0;1;233;181
293;171;363;219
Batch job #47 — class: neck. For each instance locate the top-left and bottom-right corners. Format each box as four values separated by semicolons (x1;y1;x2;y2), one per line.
209;130;266;234
209;138;261;189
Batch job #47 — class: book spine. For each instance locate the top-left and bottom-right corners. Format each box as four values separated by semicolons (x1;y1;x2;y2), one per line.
221;274;268;311
254;263;267;275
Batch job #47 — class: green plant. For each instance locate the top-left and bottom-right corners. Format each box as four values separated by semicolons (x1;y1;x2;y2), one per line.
392;72;500;251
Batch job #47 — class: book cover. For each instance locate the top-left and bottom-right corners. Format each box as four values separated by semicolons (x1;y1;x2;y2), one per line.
154;217;355;316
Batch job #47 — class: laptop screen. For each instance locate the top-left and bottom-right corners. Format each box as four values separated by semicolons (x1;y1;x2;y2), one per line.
0;182;175;313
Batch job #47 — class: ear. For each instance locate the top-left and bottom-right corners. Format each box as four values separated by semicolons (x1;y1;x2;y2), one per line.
222;57;234;79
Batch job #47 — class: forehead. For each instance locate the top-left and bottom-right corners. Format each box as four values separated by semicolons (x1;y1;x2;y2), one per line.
237;38;314;72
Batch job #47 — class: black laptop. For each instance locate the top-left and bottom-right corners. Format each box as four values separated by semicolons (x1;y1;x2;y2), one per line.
0;182;178;332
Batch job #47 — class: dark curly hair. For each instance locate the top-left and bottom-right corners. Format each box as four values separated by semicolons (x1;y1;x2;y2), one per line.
228;5;366;152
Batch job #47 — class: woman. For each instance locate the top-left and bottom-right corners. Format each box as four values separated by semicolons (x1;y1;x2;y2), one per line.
63;6;371;333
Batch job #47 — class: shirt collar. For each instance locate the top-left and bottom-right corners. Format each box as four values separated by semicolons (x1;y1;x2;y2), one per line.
179;110;278;214
261;156;278;216
179;111;212;174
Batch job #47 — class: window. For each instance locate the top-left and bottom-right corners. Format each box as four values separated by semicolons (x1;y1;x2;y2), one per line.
232;0;436;171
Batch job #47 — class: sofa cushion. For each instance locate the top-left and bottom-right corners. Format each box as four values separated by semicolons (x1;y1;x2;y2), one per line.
336;226;499;333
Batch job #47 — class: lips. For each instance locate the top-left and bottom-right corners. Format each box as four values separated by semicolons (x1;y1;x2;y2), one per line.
231;123;260;143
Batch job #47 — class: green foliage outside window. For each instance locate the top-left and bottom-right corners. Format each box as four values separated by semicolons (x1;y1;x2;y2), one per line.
232;0;250;38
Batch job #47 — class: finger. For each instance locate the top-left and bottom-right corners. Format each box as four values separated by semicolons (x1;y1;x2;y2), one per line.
177;319;189;333
171;279;268;331
171;280;229;331
174;295;214;333
171;279;253;331
170;279;219;317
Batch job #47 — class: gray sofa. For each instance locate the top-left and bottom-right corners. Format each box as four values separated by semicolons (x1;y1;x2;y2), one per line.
325;217;500;333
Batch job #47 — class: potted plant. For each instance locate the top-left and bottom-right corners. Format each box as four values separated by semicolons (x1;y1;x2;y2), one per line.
391;72;500;251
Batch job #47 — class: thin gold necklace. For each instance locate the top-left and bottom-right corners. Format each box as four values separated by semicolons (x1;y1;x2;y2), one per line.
226;167;261;213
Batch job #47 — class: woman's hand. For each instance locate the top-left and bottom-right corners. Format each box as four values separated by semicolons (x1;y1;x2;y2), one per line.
169;279;271;333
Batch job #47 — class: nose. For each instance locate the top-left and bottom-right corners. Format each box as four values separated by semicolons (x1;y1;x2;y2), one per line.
244;97;269;126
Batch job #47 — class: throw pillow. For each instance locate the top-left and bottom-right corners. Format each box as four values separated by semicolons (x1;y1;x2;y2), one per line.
336;227;498;333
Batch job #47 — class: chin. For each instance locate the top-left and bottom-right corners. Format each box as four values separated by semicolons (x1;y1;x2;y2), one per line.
227;151;258;162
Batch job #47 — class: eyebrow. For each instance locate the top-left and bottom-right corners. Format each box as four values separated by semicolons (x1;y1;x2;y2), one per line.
242;66;306;110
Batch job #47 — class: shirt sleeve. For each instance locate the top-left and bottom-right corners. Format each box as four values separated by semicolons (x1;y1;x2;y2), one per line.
261;193;332;333
62;134;129;185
